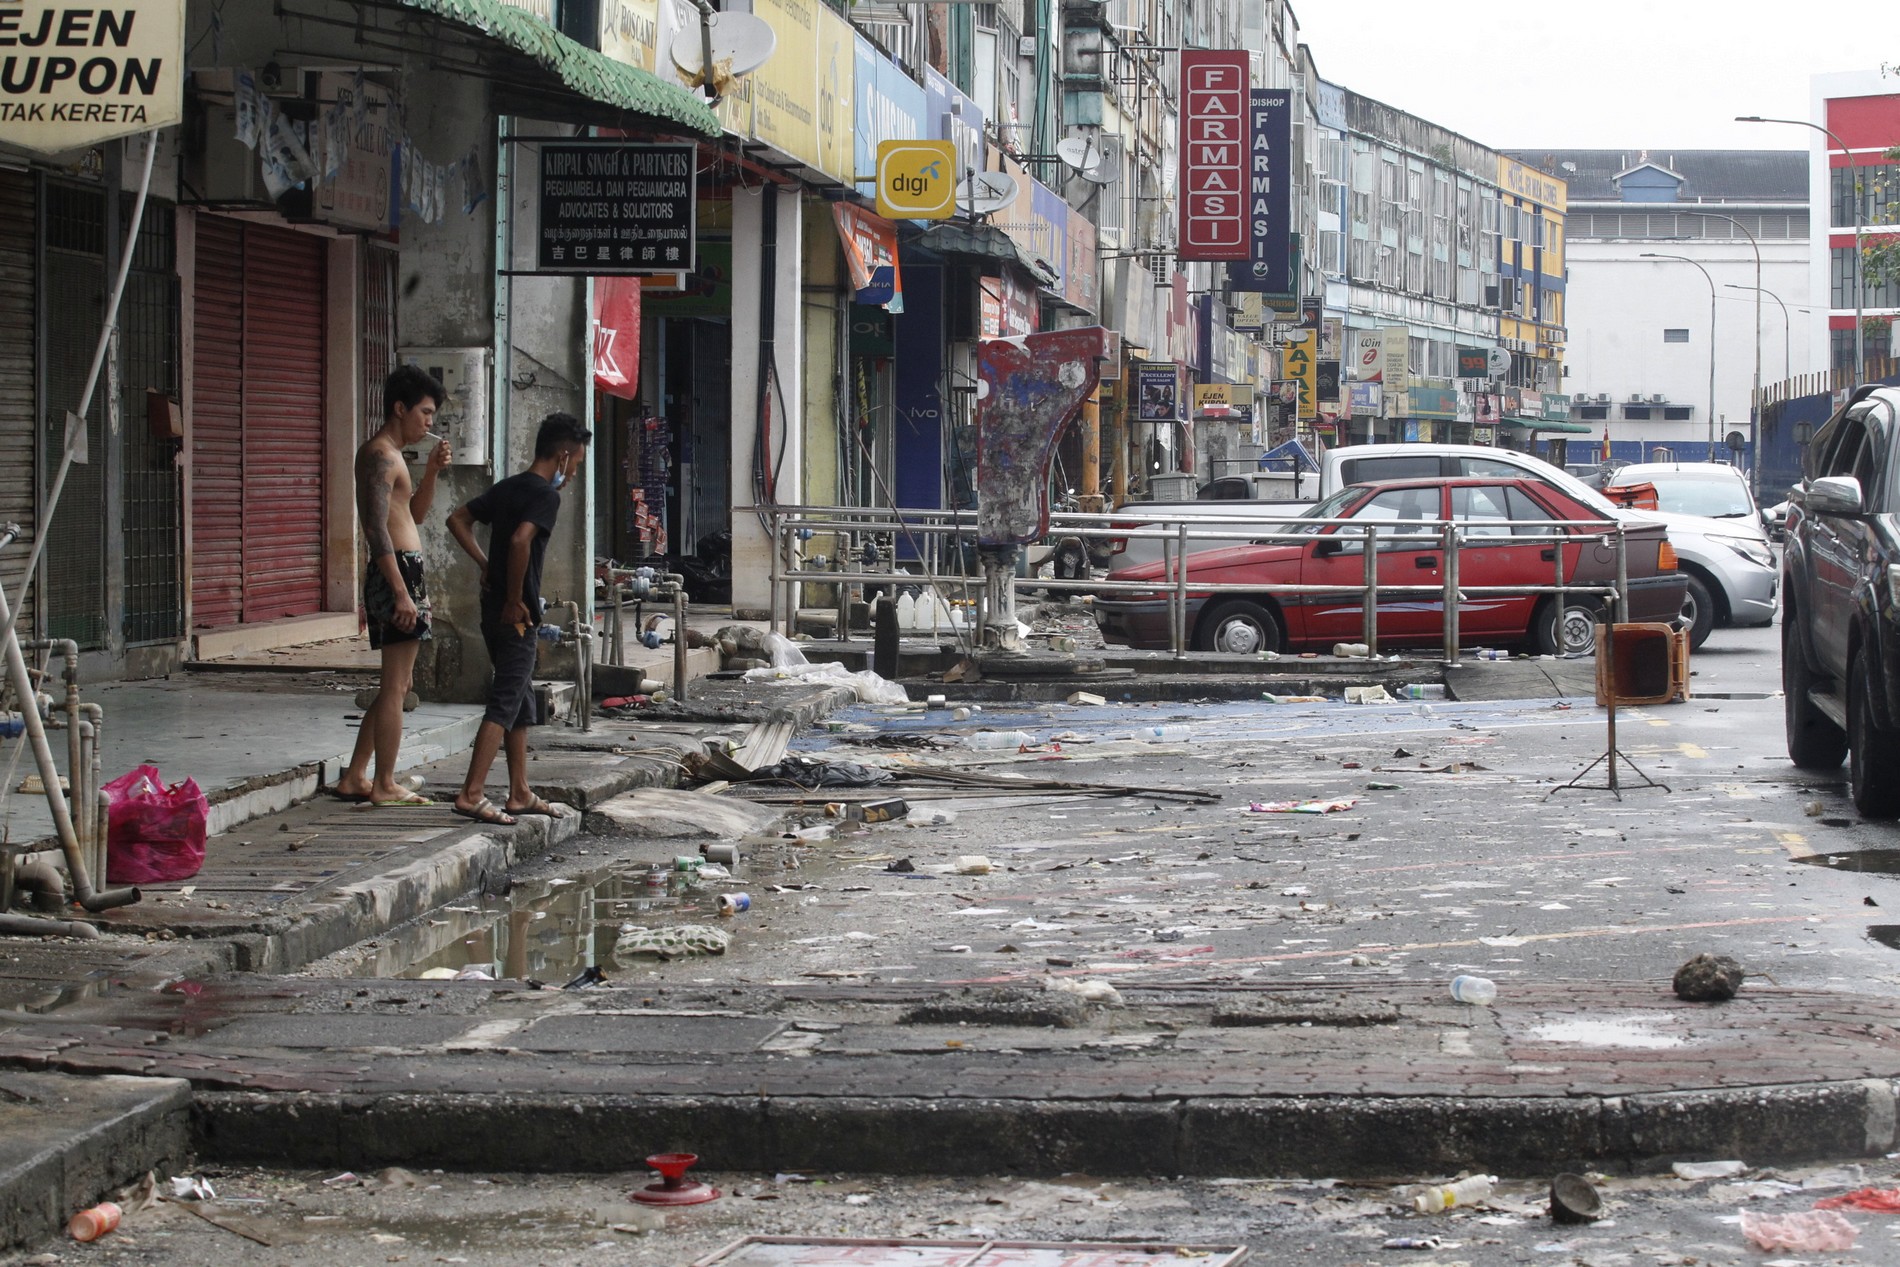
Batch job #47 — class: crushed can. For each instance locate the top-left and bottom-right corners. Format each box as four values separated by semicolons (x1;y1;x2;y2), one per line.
673;855;703;873
716;892;751;916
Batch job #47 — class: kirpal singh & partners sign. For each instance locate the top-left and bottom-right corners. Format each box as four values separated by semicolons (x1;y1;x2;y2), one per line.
0;1;183;153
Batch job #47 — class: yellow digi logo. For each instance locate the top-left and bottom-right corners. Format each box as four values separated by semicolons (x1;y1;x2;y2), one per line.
876;140;956;220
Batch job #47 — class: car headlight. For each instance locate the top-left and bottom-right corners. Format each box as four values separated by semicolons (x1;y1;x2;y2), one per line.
1707;534;1774;569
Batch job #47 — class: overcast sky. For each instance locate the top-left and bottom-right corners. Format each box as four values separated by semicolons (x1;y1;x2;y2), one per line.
1290;1;1888;151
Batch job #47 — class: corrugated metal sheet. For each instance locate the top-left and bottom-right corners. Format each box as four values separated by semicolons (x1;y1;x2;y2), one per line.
0;171;35;639
40;181;107;648
238;225;325;620
188;216;246;628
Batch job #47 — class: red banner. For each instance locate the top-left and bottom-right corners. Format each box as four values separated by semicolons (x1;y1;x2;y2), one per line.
1177;50;1249;261
593;275;641;400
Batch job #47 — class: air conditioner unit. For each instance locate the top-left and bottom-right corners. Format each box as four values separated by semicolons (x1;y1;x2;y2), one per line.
1628;393;1646;404
1596;392;1613;404
1650;393;1666;404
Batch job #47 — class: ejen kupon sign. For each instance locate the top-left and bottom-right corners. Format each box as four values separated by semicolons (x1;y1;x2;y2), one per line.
1177;50;1248;261
0;1;184;153
537;142;696;274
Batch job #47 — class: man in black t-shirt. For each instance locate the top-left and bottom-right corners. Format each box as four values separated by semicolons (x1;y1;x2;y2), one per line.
446;412;593;826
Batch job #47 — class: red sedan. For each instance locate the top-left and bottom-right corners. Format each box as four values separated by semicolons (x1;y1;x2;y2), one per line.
1093;477;1686;656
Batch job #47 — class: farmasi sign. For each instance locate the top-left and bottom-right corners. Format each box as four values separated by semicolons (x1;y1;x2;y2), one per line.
0;2;184;154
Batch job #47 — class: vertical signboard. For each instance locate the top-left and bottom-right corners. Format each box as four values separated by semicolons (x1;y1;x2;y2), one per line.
1227;89;1290;292
1380;327;1411;395
853;35;926;181
1135;364;1181;421
1352;330;1384;384
1176;51;1248;261
1283;329;1318;422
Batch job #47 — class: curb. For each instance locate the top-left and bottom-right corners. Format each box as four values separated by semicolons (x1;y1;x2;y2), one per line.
186;1078;1900;1178
0;1072;192;1251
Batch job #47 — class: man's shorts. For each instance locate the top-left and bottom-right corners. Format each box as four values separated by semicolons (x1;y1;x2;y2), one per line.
365;551;432;650
481;616;543;731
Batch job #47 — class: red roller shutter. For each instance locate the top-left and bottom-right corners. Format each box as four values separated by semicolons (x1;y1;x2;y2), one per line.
189;216;245;628
239;226;325;619
189;217;326;628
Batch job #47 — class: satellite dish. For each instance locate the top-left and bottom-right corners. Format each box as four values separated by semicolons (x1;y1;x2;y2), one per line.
957;171;1017;216
1056;135;1116;184
671;11;777;77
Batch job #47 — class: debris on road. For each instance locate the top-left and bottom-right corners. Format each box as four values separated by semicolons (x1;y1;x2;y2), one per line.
1673;953;1746;1002
614;924;733;960
1738;1207;1856;1251
1672;1160;1748;1180
1548;1173;1603;1223
1249;797;1358;814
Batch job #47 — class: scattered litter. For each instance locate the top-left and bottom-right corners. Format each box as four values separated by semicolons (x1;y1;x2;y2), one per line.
614;925;733;961
956;856;994;875
1043;977;1124;1006
1738;1208;1856;1251
1804;801;1825;817
322;1172;360;1188
1263;693;1327;704
1344;685;1393;704
1333;642;1371;658
563;966;608;989
1413;1174;1494;1212
68;1202;121;1242
1401;684;1447;700
1800;1164;1865;1191
966;730;1037;751
1549;1173;1603;1223
749;757;893;788
1249;798;1358;814
741;642;910;704
1067;691;1106;706
1366;781;1402;791
884;858;916;873
1381;1236;1443;1250
169;1176;216;1200
452;966;494;981
715;893;751;916
1673;952;1745;1002
1815;1186;1900;1211
1673;1160;1748;1180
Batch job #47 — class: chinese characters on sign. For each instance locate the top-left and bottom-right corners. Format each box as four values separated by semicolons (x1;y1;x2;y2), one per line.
1176;50;1248;261
537;143;696;274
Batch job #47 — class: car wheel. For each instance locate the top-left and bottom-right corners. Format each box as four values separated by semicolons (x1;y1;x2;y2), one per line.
1195;599;1282;655
1784;613;1846;769
1533;596;1600;656
1678;574;1715;649
1848;646;1900;817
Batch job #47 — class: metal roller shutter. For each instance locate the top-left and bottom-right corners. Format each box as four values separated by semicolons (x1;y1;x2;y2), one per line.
237;225;325;620
0;171;34;639
188;217;326;628
189;216;245;628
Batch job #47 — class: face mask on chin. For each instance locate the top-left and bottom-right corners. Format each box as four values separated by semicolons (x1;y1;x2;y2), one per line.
550;470;567;490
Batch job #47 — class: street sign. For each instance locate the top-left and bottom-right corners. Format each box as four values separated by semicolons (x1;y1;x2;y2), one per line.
0;0;186;154
875;140;956;219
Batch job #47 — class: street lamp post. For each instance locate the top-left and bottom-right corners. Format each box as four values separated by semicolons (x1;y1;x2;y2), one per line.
1726;283;1791;381
1738;114;1863;382
1642;252;1719;453
1679;211;1761;485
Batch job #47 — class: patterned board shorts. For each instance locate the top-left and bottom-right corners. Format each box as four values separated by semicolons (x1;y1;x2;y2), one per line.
364;550;432;650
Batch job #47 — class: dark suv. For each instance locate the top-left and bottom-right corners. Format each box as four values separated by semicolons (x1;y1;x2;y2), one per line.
1782;384;1900;813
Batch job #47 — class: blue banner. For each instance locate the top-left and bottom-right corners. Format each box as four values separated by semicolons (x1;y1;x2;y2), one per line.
853;37;927;186
1228;89;1291;294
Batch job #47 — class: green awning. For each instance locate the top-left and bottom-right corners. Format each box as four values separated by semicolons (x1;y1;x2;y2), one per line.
400;0;721;137
1502;418;1594;434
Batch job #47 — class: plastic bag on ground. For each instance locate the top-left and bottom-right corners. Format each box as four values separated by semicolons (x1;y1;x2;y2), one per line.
742;658;909;705
763;632;810;668
104;765;208;884
748;757;893;788
1814;1187;1900;1212
1738;1208;1856;1251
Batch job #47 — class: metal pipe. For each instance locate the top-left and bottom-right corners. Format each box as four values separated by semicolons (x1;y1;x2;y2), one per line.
673;587;689;701
0;912;99;939
0;560;132;910
1441;521;1461;667
11;857;65;913
1361;525;1378;654
1172;522;1189;657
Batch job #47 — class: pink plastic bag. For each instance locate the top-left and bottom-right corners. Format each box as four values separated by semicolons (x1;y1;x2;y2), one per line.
104;765;207;885
1739;1208;1857;1252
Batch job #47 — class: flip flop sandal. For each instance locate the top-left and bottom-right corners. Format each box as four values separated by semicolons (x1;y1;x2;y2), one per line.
506;798;564;818
371;791;434;808
326;788;371;804
452;797;517;827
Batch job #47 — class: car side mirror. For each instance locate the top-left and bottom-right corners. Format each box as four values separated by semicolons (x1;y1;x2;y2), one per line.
1806;475;1864;517
1314;538;1345;558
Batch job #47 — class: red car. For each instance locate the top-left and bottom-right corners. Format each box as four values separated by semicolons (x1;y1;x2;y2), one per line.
1093;476;1687;656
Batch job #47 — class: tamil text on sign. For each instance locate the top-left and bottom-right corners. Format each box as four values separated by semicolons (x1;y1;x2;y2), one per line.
537;142;696;274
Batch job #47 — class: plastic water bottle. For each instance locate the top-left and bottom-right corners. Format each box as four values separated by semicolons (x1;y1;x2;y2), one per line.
1401;684;1447;700
1133;724;1191;741
1413;1175;1495;1213
896;591;917;631
1450;974;1497;1005
1470;648;1508;661
967;730;1034;750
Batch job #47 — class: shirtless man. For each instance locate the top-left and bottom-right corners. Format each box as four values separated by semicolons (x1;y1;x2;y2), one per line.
334;365;450;806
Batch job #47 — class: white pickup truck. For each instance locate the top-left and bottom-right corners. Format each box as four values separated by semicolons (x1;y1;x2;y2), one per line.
1107;443;1606;570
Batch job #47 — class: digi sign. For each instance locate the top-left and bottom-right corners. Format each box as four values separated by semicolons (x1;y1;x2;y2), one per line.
1177;50;1249;261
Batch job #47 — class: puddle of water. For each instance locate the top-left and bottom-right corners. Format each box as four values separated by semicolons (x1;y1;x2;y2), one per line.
1528;1016;1686;1049
1793;850;1900;876
1868;926;1900;951
347;865;729;984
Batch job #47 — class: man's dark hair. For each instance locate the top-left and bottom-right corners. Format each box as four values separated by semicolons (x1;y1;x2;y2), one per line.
384;364;446;419
535;412;593;458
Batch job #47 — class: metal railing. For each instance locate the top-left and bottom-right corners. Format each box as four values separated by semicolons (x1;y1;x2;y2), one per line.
742;504;1639;665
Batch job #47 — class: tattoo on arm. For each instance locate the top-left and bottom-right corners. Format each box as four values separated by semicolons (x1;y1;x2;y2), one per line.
355;448;397;560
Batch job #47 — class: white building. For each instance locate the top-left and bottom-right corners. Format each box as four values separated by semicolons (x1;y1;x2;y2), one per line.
1807;70;1900;376
1507;149;1813;463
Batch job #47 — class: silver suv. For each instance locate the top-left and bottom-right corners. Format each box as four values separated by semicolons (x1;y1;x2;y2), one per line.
1601;462;1776;647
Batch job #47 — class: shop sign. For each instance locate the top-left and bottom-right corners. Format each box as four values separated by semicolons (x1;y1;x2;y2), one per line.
924;68;983;191
1320;316;1342;361
875;139;954;219
1227;88;1289;291
742;0;854;184
852;36;925;183
1405;385;1458;420
1517;387;1543;417
978;270;1036;338
1352;329;1384;383
1230;290;1266;332
1063;213;1097;312
832;202;903;311
536;142;696;274
1380;326;1410;394
1315;359;1340;402
310;72;395;232
1541;392;1572;420
0;0;185;153
1193;383;1251;424
994;167;1067;291
1347;380;1381;416
1455;346;1490;378
1176;50;1248;261
1135;363;1181;421
1401;420;1421;443
1283;329;1317;422
1474;392;1500;424
1472;424;1496;445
